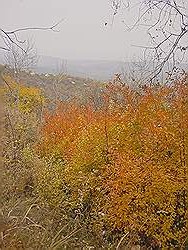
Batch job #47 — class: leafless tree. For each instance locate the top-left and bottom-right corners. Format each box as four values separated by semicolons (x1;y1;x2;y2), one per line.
52;59;68;102
4;39;38;73
110;0;188;83
0;20;63;90
121;59;152;87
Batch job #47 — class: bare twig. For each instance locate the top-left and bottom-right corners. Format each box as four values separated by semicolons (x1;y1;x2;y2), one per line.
0;19;64;52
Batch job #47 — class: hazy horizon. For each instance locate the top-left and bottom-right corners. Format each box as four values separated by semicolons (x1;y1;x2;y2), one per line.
0;0;148;61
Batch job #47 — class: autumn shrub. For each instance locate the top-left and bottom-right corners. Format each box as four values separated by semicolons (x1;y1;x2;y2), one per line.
102;82;188;248
1;74;187;249
36;78;188;249
1;76;45;199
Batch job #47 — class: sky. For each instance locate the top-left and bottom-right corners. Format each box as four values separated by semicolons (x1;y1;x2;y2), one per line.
0;0;149;61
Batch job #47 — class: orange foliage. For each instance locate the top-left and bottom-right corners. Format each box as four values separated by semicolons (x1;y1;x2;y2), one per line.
36;78;188;248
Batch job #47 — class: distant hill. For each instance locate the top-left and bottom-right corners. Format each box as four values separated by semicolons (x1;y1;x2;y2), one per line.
35;55;188;81
35;55;129;81
0;53;187;82
0;53;130;80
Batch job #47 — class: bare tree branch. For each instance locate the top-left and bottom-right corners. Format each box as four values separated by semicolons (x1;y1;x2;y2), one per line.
4;39;38;73
0;19;64;52
110;0;188;83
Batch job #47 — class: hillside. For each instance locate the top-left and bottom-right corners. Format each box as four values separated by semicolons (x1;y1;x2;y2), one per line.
4;67;106;105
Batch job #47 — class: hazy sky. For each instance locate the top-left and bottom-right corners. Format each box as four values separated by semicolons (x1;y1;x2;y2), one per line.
1;0;148;61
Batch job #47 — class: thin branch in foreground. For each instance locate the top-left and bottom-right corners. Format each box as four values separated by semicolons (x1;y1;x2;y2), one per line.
0;18;64;52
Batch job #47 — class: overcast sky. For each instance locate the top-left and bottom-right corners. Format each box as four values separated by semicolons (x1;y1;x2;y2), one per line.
1;0;150;61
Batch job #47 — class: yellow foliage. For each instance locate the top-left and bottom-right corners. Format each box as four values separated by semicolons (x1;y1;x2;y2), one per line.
36;80;188;248
1;76;45;113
